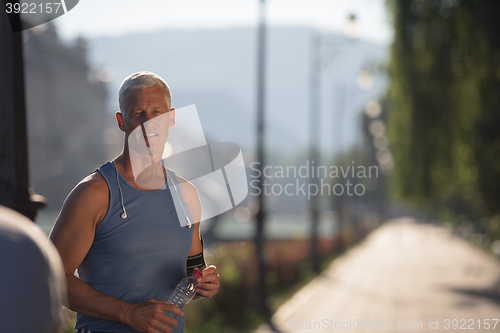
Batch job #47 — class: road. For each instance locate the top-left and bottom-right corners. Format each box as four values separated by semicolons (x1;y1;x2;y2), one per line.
255;218;500;332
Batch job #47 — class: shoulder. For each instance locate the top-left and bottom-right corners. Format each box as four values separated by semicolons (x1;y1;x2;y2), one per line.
164;167;198;198
176;175;199;199
58;171;109;226
70;171;109;203
50;170;110;245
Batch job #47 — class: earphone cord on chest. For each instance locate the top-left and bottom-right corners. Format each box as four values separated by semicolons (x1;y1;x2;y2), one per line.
113;161;128;219
112;161;192;228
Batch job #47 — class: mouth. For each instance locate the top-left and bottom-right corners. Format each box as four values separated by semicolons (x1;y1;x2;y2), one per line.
144;133;158;138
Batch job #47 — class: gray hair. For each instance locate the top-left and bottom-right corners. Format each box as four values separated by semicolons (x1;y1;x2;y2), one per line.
118;72;171;112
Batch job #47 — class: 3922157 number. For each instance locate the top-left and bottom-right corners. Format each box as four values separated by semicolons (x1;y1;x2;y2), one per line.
5;2;62;14
444;319;499;329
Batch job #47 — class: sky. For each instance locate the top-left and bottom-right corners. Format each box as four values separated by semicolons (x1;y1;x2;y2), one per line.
54;0;393;44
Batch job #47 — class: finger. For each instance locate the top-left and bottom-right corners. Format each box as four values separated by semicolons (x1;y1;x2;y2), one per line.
201;265;218;275
164;304;184;317
197;274;219;284
158;315;178;330
155;325;172;333
196;288;217;298
197;281;219;291
151;300;184;316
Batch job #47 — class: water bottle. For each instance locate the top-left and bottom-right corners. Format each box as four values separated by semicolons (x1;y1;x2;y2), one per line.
166;268;203;314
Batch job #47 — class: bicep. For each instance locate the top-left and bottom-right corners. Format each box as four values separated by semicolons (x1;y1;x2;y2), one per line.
176;176;203;256
181;180;201;226
188;222;203;256
49;178;108;275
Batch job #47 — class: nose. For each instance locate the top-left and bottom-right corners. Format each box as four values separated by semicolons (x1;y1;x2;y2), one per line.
139;112;158;128
141;112;165;133
145;112;156;122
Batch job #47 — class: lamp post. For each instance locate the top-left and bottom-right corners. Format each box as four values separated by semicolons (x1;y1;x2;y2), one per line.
334;69;373;249
0;6;46;221
308;32;322;273
254;0;271;320
308;14;360;264
332;83;346;251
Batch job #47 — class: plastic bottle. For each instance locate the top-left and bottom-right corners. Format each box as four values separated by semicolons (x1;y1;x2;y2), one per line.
166;268;203;312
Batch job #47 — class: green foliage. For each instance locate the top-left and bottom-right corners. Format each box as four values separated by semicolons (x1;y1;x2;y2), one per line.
386;0;500;220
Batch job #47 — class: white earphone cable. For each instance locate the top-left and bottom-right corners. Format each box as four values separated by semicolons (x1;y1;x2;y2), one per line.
113;161;128;219
112;161;191;227
165;167;192;228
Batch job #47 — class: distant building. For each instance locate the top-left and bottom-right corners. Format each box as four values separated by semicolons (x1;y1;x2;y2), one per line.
23;23;109;209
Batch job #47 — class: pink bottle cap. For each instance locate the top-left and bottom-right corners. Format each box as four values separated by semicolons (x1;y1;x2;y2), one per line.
192;268;203;278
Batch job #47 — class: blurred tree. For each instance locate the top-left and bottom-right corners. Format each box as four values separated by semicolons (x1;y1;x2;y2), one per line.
386;0;500;222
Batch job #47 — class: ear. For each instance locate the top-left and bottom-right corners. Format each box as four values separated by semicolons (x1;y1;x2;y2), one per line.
169;107;176;129
116;111;126;132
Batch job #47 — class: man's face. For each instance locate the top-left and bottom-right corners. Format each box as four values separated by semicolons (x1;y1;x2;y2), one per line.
117;85;175;157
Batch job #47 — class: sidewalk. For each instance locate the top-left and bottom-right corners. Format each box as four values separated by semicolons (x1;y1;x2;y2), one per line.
255;218;500;333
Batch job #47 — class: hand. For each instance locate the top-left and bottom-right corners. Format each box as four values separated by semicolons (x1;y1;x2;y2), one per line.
195;265;220;298
122;298;184;333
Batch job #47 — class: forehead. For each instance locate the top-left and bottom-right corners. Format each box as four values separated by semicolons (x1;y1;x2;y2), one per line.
125;85;170;110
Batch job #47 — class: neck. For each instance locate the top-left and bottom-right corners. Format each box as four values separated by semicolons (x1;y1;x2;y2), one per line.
115;142;166;190
115;143;133;177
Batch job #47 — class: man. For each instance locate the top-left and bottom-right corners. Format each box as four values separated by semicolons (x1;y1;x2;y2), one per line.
50;72;219;333
0;205;67;333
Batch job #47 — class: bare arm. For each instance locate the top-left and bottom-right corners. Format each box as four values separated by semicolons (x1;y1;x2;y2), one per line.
178;177;220;299
50;173;182;333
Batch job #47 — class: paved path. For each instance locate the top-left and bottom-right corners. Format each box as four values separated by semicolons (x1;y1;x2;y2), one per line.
255;218;500;333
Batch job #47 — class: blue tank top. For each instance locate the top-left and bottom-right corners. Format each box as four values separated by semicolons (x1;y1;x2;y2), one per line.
76;161;194;332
